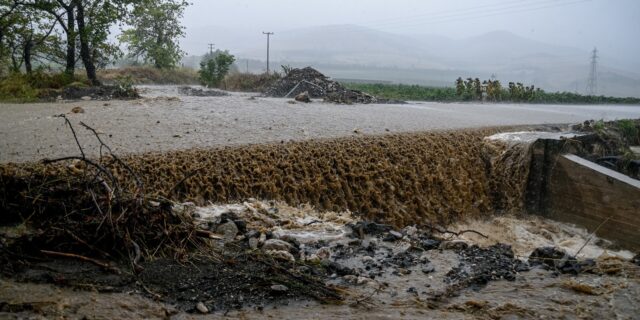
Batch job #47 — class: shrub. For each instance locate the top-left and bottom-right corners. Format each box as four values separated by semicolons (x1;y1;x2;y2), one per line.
198;51;235;88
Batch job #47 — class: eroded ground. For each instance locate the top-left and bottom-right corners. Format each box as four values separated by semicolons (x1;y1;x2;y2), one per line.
2;201;638;319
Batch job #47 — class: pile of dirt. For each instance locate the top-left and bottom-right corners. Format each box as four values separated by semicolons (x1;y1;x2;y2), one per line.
178;86;229;97
263;67;399;104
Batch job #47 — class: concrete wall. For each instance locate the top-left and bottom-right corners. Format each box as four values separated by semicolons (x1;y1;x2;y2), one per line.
545;154;640;251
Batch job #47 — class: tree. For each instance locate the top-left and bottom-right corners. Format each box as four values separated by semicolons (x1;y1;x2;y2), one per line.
120;0;188;69
198;50;235;88
0;2;59;74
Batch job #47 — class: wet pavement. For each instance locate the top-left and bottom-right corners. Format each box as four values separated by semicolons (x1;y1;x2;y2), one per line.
1;85;640;163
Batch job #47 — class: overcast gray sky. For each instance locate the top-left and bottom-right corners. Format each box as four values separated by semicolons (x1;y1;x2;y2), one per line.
183;0;639;59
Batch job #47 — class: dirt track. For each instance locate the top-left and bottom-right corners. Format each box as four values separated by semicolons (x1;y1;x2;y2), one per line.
1;85;639;163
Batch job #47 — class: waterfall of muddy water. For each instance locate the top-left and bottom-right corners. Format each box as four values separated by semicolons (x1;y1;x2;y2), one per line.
2;129;533;227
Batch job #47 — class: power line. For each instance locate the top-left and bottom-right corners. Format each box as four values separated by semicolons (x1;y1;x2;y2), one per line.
262;32;274;74
586;47;598;96
361;0;590;30
208;43;215;54
365;0;567;28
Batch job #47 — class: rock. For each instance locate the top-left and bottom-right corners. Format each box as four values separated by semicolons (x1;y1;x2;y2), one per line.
528;247;583;274
440;240;469;251
270;284;289;293
383;230;403;242
71;106;84;114
349;221;392;238
262;239;294;252
633;253;640;266
421;264;435;274
265;250;295;262
308;247;331;262
403;226;418;238
196;302;208;314
258;232;267;245
233;219;247;233
294;91;311;103
420;239;441;250
216;221;238;240
248;237;259;250
80;96;92;101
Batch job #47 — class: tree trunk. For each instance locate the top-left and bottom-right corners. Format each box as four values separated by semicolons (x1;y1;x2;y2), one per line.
24;38;33;73
64;6;76;77
74;1;99;86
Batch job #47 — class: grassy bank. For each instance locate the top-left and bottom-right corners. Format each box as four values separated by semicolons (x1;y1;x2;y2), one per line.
0;72;88;103
344;82;640;104
98;66;199;85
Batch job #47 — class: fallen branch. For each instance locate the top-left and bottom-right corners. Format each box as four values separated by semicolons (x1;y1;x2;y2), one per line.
40;250;121;274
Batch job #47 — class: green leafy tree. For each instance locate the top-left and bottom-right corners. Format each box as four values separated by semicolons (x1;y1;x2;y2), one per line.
120;0;189;69
198;50;235;87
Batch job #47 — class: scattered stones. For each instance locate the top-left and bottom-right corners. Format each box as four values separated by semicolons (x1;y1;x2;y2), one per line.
294;91;311;103
70;106;85;114
528;247;584;274
80;96;92;101
446;244;527;290
195;302;209;314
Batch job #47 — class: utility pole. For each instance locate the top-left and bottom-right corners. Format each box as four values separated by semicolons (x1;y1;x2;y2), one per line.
262;32;274;73
208;43;215;55
586;47;598;96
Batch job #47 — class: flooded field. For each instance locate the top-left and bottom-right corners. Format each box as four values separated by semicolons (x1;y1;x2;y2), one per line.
1;85;639;163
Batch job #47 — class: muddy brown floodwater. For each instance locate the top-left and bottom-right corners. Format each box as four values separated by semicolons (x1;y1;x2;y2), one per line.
1;201;638;319
1;85;640;163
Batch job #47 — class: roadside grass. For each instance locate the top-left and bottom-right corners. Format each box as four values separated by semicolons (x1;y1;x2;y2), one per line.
0;71;86;103
344;82;640;105
221;72;281;92
98;66;199;85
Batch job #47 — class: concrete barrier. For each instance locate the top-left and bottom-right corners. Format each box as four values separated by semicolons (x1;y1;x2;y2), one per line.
540;153;640;251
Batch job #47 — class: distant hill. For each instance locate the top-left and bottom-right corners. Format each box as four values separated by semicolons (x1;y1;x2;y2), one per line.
183;24;640;97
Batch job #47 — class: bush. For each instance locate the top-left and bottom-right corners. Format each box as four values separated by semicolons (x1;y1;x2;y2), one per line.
0;73;40;102
617;119;639;144
199;51;235;88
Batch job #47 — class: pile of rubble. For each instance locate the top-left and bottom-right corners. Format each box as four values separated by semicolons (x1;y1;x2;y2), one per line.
264;67;391;104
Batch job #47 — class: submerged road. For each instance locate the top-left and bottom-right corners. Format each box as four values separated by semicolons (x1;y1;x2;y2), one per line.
1;85;640;163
